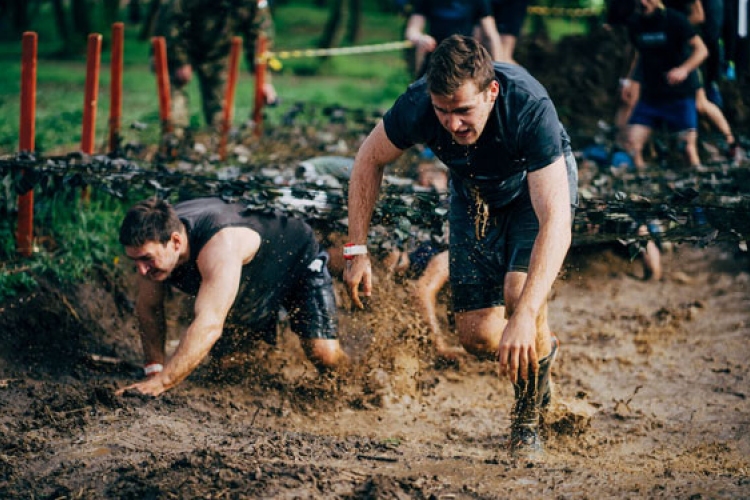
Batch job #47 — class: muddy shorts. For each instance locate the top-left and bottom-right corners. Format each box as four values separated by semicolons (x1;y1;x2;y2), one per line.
449;153;578;313
449;187;537;312
217;252;338;353
282;251;339;341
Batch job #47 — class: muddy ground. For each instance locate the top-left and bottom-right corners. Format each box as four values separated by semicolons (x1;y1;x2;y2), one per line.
1;241;748;498
1;27;750;499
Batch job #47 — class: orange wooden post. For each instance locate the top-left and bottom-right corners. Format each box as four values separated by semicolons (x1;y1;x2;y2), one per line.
108;22;124;153
252;33;268;138
81;33;102;202
219;36;242;160
16;32;37;257
152;36;172;135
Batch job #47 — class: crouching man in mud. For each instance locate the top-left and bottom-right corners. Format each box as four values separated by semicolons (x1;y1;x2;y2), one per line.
344;35;578;458
115;197;348;397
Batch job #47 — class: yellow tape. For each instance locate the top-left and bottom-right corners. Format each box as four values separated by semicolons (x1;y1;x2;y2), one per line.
526;6;602;18
257;40;414;65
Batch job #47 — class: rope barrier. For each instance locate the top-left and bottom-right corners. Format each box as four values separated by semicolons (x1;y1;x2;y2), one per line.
526;5;602;18
263;40;414;62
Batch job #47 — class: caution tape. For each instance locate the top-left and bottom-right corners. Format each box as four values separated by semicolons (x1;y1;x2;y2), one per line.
258;40;414;68
527;5;602;18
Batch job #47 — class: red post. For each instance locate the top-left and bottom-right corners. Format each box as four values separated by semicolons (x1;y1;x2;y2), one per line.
108;22;124;153
81;33;102;202
152;36;172;135
219;36;242;160
16;32;37;257
252;33;268;138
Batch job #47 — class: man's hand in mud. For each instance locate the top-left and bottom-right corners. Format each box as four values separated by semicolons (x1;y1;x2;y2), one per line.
115;374;169;398
343;255;372;309
497;312;538;384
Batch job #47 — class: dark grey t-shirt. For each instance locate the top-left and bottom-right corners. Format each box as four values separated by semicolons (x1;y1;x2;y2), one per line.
383;62;571;210
166;198;318;321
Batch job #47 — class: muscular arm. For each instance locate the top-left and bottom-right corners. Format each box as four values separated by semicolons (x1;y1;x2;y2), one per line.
345;121;404;307
134;276;167;366
498;156;571;381
515;156;571;321
118;228;258;396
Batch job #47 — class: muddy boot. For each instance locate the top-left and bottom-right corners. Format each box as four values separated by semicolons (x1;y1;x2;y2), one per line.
509;336;559;458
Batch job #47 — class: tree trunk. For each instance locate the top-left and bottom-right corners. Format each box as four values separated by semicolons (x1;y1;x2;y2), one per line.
319;0;344;50
70;0;92;40
102;0;120;27
51;0;70;44
129;0;142;23
139;0;163;41
344;0;361;45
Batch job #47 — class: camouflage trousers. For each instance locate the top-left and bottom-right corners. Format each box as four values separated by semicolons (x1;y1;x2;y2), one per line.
170;56;229;133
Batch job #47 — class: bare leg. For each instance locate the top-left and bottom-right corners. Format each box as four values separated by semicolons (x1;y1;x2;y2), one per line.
627;124;652;170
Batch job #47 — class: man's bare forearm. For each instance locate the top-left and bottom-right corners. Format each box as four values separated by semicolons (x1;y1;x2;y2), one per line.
136;300;167;365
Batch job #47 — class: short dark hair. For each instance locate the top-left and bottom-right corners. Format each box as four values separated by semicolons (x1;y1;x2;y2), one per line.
119;198;183;247
426;35;495;97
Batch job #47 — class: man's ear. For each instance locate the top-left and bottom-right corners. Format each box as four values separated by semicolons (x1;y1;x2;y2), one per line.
487;80;500;101
171;231;183;251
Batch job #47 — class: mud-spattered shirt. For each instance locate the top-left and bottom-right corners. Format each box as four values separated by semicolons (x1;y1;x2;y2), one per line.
165;198;318;322
383;62;571;211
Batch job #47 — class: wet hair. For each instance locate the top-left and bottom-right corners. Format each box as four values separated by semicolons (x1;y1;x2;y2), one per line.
425;35;495;97
119;198;183;247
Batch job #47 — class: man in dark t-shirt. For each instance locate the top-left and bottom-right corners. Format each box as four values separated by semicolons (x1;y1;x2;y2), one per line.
344;35;577;459
115;197;347;397
625;0;707;169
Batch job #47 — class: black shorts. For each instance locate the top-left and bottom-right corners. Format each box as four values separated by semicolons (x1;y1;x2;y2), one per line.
219;252;338;352
449;152;578;313
492;0;530;37
282;251;339;341
449;187;538;312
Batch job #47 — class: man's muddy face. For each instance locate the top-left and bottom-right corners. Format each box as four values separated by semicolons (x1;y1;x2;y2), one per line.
430;79;499;145
125;238;180;281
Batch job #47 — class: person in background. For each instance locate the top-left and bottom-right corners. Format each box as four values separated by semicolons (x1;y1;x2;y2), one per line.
624;0;708;170
405;0;505;78
487;0;531;63
154;0;277;136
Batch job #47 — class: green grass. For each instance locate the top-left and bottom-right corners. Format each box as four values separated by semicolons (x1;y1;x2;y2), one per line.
0;3;410;155
0;2;596;299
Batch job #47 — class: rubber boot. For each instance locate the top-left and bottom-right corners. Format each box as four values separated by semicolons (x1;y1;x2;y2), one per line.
509;336;558;458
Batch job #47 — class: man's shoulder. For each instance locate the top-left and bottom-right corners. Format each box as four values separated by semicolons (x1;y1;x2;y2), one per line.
494;63;551;102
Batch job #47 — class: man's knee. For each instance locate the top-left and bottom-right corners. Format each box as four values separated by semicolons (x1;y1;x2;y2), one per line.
456;307;506;358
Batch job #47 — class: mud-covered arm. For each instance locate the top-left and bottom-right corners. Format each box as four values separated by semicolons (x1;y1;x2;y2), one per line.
345;121;404;308
118;232;246;397
134;276;167;366
498;156;571;381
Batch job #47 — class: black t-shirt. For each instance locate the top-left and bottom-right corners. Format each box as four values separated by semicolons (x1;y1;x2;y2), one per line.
166;198;318;321
412;0;493;43
383;62;570;210
627;8;700;100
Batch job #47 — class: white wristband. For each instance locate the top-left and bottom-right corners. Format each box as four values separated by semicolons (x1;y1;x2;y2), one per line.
343;243;368;260
143;363;163;376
